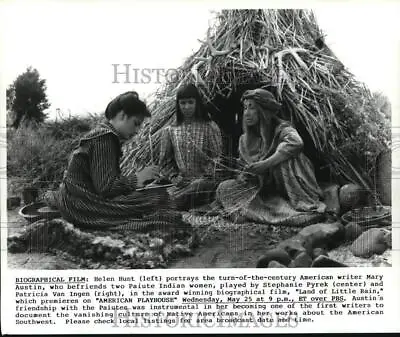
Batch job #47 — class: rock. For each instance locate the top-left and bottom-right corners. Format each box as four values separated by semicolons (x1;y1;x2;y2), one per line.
146;260;156;268
142;251;155;260
351;228;389;258
104;251;117;261
96;246;104;257
344;222;363;242
298;222;344;251
289;252;313;268
339;184;365;213
383;232;392;248
92;236;125;250
162;245;173;258
256;248;292;268
149;238;164;251
7;196;21;210
275;222;344;264
312;247;328;259
268;260;286;268
311;255;348;267
83;249;93;258
172;244;192;257
322;184;341;215
277;237;308;259
123;247;139;258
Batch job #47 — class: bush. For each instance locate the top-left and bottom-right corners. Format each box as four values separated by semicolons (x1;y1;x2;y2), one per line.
7;114;103;193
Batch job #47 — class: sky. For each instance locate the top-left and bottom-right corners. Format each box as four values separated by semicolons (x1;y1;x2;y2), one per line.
0;1;399;122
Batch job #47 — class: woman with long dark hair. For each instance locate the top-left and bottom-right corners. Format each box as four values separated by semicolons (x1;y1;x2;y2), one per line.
216;88;326;225
159;83;223;210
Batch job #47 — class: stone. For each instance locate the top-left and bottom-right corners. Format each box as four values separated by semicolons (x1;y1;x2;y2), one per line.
344;222;363;242
149;238;165;251
311;255;348;267
277;237;308;259
104;252;114;261
7;196;21;210
351;228;389;258
256;248;292;268
83;249;93;258
322;184;341;215
383;232;392;249
275;222;344;265
339;184;365;213
123;247;139;258
290;252;313;268
268;260;286;268
312;247;328;259
162;245;173;258
298;222;344;251
96;246;104;257
171;244;192;257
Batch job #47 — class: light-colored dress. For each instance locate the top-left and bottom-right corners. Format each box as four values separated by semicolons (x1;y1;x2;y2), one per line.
216;121;326;226
159;120;223;210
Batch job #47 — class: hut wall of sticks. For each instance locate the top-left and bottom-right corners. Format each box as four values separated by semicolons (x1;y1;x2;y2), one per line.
121;9;391;200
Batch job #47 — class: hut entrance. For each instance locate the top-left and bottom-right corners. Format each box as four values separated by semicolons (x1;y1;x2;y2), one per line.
207;91;243;168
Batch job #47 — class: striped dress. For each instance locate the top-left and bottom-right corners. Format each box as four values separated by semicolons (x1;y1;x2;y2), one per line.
159;121;223;210
46;122;182;230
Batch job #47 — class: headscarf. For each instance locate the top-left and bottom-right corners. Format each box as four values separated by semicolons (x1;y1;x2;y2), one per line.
241;88;282;114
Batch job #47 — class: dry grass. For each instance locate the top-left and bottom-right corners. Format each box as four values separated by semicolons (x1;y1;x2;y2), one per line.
7;114;103;194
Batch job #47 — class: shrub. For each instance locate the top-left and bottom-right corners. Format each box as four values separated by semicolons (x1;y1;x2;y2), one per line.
7;113;103;192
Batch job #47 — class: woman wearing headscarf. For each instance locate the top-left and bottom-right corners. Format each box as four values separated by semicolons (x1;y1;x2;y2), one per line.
158;83;223;210
45;91;186;230
216;88;326;226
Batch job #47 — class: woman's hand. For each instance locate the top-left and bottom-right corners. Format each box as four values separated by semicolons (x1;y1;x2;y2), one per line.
245;160;270;175
237;172;251;183
237;171;260;184
171;175;189;188
136;165;160;187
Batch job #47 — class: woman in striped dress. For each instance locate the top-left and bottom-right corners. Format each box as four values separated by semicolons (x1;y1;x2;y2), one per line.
45;91;185;230
158;84;223;210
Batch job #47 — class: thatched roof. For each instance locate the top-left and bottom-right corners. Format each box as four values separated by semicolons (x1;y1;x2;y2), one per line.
121;9;390;192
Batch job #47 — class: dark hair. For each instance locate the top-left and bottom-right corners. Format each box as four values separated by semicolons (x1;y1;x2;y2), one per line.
105;91;150;120
175;83;210;125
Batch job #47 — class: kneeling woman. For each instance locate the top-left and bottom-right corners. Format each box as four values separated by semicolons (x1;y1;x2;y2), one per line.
46;91;183;230
159;84;223;210
216;88;326;226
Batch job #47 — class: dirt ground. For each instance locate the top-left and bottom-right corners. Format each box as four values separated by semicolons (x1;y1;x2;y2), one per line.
7;208;391;269
169;224;280;268
6;209;298;269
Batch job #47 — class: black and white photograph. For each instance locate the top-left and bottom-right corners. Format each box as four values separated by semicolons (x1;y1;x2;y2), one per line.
2;3;395;272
